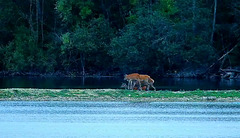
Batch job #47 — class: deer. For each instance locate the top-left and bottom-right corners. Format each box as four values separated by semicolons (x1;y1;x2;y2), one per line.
124;73;156;91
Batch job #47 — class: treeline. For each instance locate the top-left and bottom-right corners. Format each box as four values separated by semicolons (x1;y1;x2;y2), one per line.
0;0;239;76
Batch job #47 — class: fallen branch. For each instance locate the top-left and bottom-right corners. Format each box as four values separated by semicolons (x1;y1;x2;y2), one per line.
203;44;239;75
220;69;240;73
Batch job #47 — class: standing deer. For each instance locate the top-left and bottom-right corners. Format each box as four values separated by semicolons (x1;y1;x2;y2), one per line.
124;73;156;91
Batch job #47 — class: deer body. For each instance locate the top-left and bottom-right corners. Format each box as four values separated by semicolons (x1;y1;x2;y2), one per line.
124;73;156;91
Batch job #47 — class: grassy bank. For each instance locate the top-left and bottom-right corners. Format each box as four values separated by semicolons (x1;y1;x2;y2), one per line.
0;89;240;102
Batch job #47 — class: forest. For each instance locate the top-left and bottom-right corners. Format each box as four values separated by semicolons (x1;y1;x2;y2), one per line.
0;0;239;77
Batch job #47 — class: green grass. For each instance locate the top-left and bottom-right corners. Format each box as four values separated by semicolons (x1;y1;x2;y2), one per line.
0;88;239;102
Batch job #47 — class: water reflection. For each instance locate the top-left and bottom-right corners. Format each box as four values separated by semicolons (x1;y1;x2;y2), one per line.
0;76;240;90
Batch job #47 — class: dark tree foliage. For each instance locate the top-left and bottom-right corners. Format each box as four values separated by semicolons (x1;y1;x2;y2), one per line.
0;0;239;76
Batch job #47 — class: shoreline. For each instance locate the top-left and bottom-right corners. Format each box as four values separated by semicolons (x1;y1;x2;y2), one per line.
0;88;239;102
0;71;122;78
1;70;240;79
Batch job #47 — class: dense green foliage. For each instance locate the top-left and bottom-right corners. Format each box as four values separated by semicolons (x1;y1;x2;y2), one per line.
0;0;239;76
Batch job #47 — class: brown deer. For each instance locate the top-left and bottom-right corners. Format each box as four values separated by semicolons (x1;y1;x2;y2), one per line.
124;73;156;91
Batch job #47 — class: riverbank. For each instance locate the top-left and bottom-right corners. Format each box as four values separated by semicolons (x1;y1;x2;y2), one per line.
0;89;239;102
0;71;124;77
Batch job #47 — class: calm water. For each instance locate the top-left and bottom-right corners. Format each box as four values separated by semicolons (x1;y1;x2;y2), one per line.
0;76;240;90
0;102;239;137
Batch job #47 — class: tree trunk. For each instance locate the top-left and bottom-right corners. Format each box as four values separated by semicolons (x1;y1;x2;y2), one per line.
149;0;152;14
192;0;196;34
29;0;34;34
82;76;85;86
80;53;86;76
211;0;217;44
36;0;39;45
41;0;44;46
101;0;109;21
220;34;231;69
117;0;125;26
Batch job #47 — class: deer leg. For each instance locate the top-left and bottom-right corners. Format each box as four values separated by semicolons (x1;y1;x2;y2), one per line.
121;83;127;89
131;80;137;90
130;80;135;90
146;84;150;91
151;83;156;91
138;80;142;91
127;80;131;90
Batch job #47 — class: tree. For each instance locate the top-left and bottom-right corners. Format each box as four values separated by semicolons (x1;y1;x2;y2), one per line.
109;9;177;74
60;17;113;75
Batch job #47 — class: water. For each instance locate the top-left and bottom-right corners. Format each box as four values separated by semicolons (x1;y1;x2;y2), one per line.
0;102;239;137
1;76;240;90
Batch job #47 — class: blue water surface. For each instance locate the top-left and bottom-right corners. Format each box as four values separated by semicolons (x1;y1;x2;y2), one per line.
0;101;239;137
